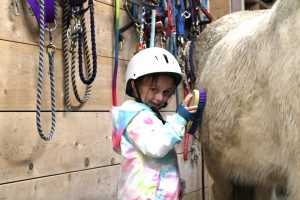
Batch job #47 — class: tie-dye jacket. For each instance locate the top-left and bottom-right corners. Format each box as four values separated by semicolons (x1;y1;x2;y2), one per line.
111;100;187;200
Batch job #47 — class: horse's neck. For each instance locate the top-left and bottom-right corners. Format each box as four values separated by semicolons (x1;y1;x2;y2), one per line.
271;0;300;22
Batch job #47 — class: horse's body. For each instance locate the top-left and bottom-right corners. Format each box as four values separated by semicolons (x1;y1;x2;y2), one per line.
194;0;300;199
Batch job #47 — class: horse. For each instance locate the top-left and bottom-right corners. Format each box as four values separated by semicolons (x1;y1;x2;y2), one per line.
194;0;300;199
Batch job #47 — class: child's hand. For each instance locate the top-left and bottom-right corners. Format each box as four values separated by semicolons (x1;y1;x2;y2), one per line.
182;93;198;114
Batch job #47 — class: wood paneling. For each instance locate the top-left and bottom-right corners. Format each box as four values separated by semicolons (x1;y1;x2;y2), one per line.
0;0;208;198
209;0;230;20
0;112;200;183
0;155;207;200
0;39;180;111
0;165;119;200
0;112;118;184
0;1;136;60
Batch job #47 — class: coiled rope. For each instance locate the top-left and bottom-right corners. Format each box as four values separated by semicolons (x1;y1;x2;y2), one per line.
36;0;58;141
62;0;92;110
78;0;97;84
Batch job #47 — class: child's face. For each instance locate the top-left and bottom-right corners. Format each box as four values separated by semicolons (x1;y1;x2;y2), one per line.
138;75;175;110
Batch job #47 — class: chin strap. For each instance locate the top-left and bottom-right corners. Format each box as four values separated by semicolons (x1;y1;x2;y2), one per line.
151;107;166;124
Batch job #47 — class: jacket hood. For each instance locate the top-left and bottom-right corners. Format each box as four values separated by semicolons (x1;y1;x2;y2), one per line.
111;100;151;153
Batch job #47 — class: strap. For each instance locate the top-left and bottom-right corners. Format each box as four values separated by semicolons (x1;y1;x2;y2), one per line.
113;0;120;106
27;0;55;27
177;104;193;121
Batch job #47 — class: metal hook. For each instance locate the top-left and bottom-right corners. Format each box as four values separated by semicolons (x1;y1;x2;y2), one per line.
181;11;191;19
13;0;20;16
27;6;35;16
45;20;58;32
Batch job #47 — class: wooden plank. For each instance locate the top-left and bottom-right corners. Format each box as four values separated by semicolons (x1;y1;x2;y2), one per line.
0;40;123;110
0;39;182;111
0;166;119;200
0;111;194;184
0;155;206;200
209;0;230;20
0;161;206;200
0;40;181;111
0;111;207;198
0;112;119;184
0;0;136;60
178;153;209;192
182;189;209;200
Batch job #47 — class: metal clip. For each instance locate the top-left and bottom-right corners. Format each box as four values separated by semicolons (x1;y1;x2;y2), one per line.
45;20;58;32
119;40;124;51
13;0;20;16
47;43;56;54
46;27;56;54
178;36;185;47
70;39;77;53
27;6;35;16
181;11;191;19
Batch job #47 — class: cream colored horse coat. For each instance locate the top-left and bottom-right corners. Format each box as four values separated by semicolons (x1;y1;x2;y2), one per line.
194;0;300;199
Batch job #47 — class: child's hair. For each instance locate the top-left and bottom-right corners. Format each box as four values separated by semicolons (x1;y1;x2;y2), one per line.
132;72;176;108
125;47;184;98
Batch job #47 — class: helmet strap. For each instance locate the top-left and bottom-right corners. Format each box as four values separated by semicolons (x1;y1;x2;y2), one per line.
132;80;143;103
151;108;166;124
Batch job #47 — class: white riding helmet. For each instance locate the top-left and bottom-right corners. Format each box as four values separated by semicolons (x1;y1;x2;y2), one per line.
125;47;185;97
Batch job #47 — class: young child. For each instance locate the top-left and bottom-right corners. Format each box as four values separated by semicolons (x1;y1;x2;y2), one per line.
111;47;197;200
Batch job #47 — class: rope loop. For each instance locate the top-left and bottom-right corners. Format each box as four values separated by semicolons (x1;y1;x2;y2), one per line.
35;0;58;141
62;0;94;110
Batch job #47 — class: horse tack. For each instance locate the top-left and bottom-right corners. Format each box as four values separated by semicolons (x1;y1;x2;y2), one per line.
26;0;59;141
70;0;98;85
27;0;55;28
62;0;98;111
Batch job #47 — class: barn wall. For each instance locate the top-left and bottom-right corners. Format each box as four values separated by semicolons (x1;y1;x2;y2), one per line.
0;0;223;199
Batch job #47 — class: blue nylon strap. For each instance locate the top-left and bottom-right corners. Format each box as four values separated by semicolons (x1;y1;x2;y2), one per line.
177;104;193;121
188;90;206;135
176;0;186;37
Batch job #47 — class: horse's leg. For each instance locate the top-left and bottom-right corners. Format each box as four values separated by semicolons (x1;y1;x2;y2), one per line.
253;184;273;200
232;184;254;200
204;153;233;200
209;176;233;200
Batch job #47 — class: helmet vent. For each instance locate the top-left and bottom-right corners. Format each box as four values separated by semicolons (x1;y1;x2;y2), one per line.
163;54;169;63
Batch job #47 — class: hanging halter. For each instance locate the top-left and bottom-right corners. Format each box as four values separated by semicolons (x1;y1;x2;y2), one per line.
27;0;55;28
27;0;58;141
62;0;98;110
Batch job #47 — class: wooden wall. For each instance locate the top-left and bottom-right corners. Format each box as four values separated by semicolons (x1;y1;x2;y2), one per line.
0;0;213;199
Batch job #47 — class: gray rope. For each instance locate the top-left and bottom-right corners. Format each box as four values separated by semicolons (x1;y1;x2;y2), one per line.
71;14;92;103
63;1;92;111
36;0;58;141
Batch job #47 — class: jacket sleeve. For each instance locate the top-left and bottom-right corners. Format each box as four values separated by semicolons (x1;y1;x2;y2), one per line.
125;110;187;158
